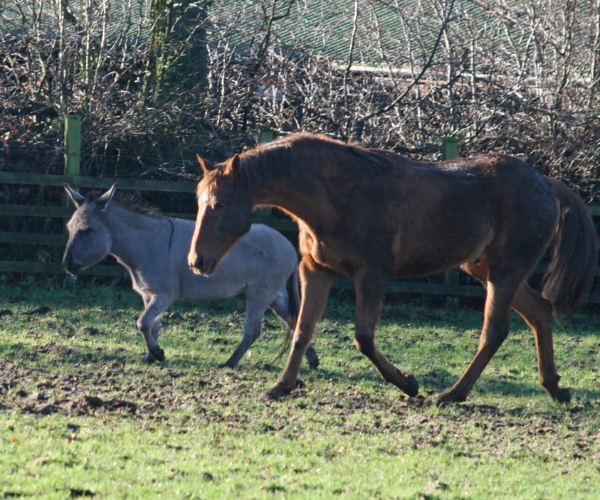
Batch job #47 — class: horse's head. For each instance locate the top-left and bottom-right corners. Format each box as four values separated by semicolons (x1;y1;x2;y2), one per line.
63;184;116;274
188;154;253;275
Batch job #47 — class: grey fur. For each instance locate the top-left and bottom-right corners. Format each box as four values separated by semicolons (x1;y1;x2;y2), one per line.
63;184;318;368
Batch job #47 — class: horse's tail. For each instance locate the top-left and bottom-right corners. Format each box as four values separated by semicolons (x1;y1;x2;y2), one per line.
277;260;300;360
542;177;598;315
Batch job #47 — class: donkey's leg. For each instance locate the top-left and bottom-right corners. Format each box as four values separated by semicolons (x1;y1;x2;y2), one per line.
269;287;319;369
438;274;519;403
137;294;173;363
139;294;159;363
220;298;265;369
260;258;334;400
512;283;570;402
354;269;419;397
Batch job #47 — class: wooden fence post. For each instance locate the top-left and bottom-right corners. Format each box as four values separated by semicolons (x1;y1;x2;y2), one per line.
64;115;81;208
256;124;274;144
255;125;273;217
442;137;460;309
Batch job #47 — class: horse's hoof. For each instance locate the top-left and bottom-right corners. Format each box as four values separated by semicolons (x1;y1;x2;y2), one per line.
218;362;236;369
553;387;571;404
143;351;156;364
402;373;419;397
436;389;467;405
259;382;293;402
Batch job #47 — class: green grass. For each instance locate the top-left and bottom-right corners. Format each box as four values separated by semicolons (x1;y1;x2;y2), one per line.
1;278;600;499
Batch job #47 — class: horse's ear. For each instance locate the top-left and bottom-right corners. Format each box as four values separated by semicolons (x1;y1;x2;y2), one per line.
64;184;86;208
224;154;241;176
94;183;117;212
197;154;215;173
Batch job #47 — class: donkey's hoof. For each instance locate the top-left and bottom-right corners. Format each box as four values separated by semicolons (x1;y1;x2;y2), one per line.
143;351;157;364
306;355;320;369
305;346;319;369
437;389;467;405
148;346;165;362
553;387;571;404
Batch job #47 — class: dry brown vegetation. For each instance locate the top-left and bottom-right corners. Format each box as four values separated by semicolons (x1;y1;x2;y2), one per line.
1;0;600;197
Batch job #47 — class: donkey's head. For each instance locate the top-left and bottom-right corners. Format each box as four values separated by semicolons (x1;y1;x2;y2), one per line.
188;154;253;275
63;184;117;274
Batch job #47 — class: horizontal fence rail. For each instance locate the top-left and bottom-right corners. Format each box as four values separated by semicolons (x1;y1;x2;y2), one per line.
2;171;600;303
0;172;198;193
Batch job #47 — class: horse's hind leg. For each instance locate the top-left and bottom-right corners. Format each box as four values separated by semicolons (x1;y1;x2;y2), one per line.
269;288;319;368
512;283;570;402
439;257;522;403
353;270;419;397
457;260;569;403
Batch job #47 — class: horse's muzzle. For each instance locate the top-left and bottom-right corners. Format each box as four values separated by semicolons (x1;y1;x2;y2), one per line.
190;256;216;276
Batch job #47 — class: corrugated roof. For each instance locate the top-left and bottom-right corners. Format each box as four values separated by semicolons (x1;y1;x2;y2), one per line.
1;0;595;71
0;0;150;45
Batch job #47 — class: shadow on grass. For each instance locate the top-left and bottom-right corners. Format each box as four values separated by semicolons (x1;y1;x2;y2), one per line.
0;339;218;373
4;338;600;403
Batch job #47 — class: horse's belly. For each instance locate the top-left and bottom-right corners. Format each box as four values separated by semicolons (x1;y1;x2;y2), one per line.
394;230;493;277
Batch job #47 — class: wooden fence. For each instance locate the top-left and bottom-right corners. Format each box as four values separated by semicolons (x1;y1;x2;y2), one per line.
2;169;600;303
2;116;600;302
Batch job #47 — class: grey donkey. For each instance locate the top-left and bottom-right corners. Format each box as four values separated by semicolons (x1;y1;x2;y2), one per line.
62;184;319;368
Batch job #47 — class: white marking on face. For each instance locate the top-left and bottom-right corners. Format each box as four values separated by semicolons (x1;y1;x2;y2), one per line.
199;192;216;206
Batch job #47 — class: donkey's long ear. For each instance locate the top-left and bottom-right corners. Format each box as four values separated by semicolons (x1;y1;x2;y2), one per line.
197;154;215;174
223;154;241;177
64;184;86;208
94;184;117;212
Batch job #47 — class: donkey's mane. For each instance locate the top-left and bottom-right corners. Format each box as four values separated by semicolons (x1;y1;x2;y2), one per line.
87;192;166;219
114;194;165;219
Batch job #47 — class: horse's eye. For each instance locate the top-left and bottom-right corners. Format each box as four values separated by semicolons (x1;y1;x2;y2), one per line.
214;201;225;210
80;228;92;234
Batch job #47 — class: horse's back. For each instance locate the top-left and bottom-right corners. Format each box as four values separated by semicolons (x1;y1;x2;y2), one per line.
392;154;557;276
323;151;558;278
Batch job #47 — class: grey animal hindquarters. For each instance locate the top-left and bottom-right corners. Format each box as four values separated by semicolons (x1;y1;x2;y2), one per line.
63;184;318;368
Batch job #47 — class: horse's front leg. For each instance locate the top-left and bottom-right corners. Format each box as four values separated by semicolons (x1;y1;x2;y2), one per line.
260;258;333;400
353;269;419;397
138;294;173;363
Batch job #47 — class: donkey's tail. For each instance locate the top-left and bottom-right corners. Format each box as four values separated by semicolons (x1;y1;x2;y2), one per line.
542;177;598;315
277;260;300;360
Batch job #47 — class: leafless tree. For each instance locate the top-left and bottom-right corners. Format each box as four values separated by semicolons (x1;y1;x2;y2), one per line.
2;0;600;198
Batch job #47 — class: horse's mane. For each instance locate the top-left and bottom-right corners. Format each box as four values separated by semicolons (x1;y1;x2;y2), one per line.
238;132;397;191
238;133;308;191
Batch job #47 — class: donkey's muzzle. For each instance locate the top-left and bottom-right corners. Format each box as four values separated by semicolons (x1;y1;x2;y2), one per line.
63;252;82;274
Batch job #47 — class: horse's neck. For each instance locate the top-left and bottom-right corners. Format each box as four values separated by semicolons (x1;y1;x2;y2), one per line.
251;171;333;229
106;205;170;270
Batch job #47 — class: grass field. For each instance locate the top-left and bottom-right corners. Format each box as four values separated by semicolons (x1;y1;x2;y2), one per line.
1;278;600;499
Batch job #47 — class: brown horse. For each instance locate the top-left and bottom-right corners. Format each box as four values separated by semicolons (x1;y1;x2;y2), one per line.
189;133;597;403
